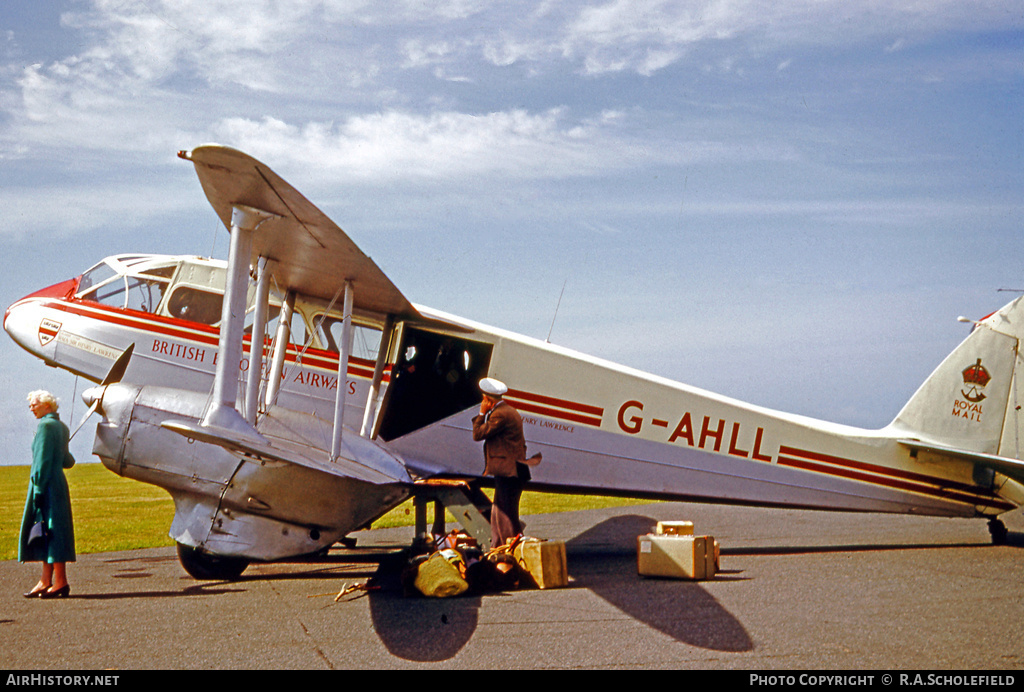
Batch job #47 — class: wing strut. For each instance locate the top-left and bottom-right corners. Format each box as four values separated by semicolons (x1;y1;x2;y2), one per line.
264;290;295;409
201;204;275;442
331;280;355;460
244;256;272;424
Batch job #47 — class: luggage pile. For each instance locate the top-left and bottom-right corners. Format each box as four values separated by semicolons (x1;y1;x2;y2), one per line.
636;520;720;580
404;531;568;598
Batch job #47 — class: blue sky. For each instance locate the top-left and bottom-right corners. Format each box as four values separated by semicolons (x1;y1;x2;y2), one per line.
1;1;1022;465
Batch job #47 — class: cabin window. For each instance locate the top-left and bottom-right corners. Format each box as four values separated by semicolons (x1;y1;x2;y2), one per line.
313;314;383;360
166;287;224;325
244;305;282;335
262;308;308;349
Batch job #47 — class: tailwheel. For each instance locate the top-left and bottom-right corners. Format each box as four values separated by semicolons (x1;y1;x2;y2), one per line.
176;542;250;581
988;518;1009;545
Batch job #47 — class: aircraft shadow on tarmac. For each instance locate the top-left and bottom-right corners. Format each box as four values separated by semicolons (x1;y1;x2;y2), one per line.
366;514;753;663
78;554;247;600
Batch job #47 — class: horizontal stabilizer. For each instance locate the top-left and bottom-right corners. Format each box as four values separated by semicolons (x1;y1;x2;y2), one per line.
898;438;1024;487
162;420;412;485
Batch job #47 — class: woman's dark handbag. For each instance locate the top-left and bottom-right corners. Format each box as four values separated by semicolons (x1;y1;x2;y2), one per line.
27;521;47;547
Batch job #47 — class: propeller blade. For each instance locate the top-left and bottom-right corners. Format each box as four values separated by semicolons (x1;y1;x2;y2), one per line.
69;398;100;441
69;343;134;441
102;343;135;386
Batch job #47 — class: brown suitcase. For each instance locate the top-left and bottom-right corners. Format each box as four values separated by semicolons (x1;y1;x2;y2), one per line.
513;538;568;589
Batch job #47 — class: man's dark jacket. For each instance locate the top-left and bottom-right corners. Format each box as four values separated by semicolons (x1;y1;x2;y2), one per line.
472;401;527;478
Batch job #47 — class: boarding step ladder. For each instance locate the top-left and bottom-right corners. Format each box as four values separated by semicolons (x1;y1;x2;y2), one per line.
412;478;492;548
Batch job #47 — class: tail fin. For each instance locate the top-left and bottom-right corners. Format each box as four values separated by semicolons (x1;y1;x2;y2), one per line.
889;297;1023;457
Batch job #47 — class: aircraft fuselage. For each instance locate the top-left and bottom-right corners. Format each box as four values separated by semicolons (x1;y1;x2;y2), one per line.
5;252;1016;561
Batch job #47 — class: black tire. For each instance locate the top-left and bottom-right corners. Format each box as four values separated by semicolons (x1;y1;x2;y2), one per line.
988;518;1009;546
176;542;250;581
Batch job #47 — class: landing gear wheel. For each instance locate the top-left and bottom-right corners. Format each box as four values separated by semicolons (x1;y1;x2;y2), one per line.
988;518;1009;545
176;542;250;580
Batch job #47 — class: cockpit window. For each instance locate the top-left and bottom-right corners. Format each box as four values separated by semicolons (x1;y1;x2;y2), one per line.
80;277;169;314
80;279;128;308
78;258;174;314
166;287;224;325
77;263;119;296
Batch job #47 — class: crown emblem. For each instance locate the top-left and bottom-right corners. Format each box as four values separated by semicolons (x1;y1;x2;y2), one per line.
962;359;991;386
961;359;990;402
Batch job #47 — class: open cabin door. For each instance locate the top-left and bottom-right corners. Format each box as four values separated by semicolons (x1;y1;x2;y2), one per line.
376;325;493;441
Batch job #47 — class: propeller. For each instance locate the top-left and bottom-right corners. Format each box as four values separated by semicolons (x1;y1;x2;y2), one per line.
69;343;134;441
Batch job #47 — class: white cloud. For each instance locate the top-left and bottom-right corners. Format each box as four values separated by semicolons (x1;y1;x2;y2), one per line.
203;105;811;190
4;0;1020;161
481;35;546;67
8;61;192;156
560;0;1024;75
402;39;456;69
210;109;646;183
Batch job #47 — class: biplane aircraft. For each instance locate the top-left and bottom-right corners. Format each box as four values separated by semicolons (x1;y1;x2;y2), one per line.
5;145;1024;579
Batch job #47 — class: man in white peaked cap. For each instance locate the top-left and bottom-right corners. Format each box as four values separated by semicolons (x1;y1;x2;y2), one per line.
471;377;539;547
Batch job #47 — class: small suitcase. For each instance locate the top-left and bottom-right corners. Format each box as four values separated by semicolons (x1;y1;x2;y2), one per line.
513;538;568;589
637;534;716;580
656;520;694;536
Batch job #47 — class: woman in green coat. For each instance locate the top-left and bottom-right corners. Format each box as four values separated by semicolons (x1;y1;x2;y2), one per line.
19;390;76;598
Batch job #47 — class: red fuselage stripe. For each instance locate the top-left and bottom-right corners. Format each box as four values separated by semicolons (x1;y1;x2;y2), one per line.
506;388;604;417
37;298;384;380
780;445;984;495
510;400;604;427
778;446;1013;510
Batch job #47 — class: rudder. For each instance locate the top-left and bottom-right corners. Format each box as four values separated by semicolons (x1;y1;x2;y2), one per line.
889;297;1023;456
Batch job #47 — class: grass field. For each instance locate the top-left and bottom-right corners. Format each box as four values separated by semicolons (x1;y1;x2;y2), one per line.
1;463;654;560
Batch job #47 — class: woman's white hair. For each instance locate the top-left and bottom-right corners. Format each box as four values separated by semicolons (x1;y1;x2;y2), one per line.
27;390;58;410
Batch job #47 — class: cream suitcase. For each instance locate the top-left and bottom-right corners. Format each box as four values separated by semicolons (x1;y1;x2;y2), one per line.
656;520;694;536
637;534;716;580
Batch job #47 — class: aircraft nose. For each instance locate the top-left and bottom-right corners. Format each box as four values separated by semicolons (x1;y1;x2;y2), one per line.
4;277;78;355
4;299;43;356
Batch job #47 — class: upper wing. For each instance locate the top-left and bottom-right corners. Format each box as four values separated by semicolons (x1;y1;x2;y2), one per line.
179;144;420;319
